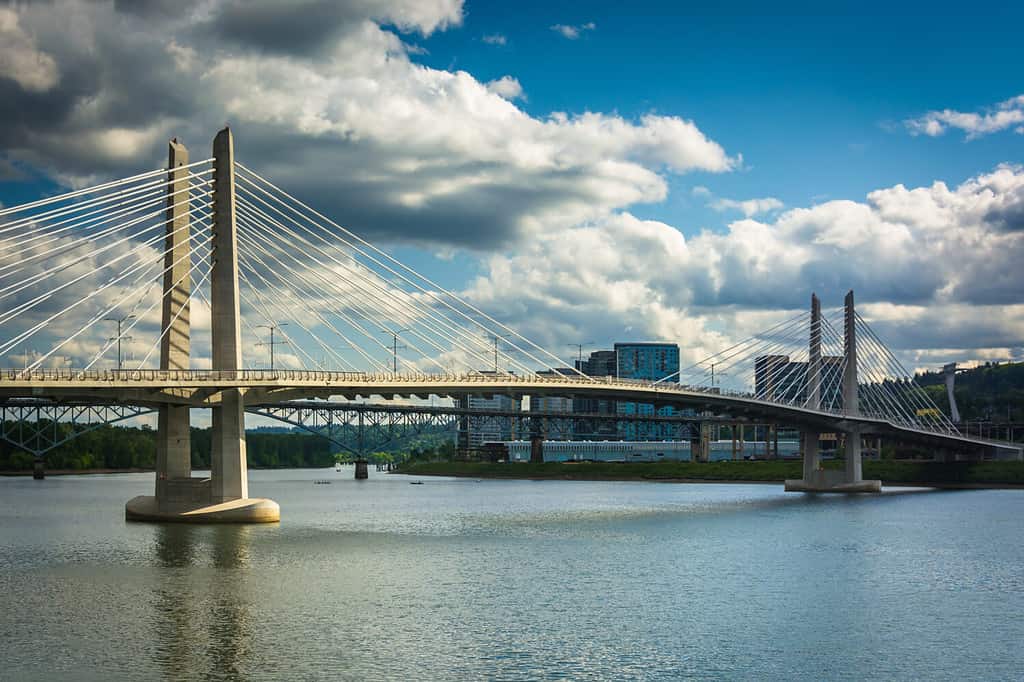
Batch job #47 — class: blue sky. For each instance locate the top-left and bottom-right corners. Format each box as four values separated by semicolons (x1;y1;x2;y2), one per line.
0;0;1022;374
411;0;1023;231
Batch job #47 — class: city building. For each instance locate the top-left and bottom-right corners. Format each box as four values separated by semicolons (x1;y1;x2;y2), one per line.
754;355;843;408
455;371;519;449
615;342;681;440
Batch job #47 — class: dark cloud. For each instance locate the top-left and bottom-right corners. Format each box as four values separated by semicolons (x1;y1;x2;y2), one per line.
204;0;366;55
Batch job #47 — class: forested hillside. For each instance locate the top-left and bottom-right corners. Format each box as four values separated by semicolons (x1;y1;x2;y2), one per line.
916;361;1024;421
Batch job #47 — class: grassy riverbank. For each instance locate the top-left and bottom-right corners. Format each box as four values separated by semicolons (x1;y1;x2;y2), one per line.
395;460;1024;487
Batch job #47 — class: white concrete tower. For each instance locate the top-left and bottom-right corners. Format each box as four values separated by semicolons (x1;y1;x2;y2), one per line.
210;127;248;502
154;139;193;505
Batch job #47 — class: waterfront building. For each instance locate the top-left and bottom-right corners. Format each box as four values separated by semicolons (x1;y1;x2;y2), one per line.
615;342;680;440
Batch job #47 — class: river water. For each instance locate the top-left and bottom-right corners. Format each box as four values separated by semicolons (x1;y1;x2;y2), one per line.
1;469;1021;681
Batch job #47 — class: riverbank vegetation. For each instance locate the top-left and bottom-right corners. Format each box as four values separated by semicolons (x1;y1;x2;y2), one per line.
0;423;333;472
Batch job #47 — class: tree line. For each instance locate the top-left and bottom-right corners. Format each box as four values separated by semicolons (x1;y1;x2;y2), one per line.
0;422;334;471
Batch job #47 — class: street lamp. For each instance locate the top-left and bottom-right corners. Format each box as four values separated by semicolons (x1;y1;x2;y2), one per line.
381;328;410;374
256;323;289;370
487;333;511;373
105;314;136;370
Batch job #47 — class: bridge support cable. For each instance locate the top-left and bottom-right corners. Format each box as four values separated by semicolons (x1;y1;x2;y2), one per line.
234;197;519;375
74;187;215;373
76;231;211;374
0;168;213;248
20;230;213;374
233;163;591;379
0;218;202;364
704;314;812;396
848;314;942;429
853;313;957;434
235;215;457;374
236;246;392;372
658;311;808;386
0;186;209;309
676;312;810;389
0;176;211;284
235;246;369;372
0;186;209;329
825;319;899;422
857;319;956;432
237;283;343;372
235;206;508;375
234;182;543;376
0;159;213;219
134;240;214;369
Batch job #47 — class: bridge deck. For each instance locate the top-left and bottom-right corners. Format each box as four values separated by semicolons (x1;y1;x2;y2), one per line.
1;369;1017;456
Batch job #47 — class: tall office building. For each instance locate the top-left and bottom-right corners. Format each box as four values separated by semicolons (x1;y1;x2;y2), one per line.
754;355;843;408
615;342;680;440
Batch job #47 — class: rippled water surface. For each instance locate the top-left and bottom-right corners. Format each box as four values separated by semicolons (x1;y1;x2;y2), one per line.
1;470;1022;680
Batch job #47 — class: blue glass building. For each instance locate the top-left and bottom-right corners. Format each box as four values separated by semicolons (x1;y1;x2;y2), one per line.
614;342;680;440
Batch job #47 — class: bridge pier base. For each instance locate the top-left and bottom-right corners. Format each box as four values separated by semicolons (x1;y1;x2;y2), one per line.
785;429;880;493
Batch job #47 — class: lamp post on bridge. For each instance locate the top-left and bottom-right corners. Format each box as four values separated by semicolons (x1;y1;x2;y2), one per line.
105;314;135;370
487;333;511;373
256;323;288;370
382;328;410;374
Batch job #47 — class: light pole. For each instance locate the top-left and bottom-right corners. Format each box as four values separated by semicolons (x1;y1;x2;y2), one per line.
256;323;289;370
381;329;410;374
105;314;135;370
487;333;510;373
568;341;595;370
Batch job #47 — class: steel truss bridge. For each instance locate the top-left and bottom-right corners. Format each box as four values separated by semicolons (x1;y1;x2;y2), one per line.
0;127;1018;516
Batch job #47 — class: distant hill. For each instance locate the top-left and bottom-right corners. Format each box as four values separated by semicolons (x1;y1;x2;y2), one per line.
916;361;1024;422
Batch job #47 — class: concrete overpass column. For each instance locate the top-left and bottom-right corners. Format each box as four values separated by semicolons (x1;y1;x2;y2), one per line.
210;127;248;503
155;139;193;506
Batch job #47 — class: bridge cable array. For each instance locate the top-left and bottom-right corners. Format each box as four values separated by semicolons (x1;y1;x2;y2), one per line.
0;155;957;437
0;159;215;374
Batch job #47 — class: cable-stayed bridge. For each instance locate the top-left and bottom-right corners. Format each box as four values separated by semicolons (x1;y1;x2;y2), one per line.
0;128;1017;521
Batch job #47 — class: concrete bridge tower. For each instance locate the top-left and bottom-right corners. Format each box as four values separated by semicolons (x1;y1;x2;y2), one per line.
785;291;881;493
126;129;279;522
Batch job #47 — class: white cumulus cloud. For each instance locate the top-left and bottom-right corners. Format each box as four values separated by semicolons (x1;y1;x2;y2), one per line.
905;93;1024;139
485;75;524;100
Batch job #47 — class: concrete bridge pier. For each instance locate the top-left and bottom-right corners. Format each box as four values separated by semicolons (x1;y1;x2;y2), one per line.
126;130;278;523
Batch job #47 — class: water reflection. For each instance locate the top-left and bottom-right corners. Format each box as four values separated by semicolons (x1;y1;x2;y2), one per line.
152;525;255;681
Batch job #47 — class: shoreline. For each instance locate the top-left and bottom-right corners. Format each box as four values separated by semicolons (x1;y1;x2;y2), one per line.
394;460;1024;490
395;469;1024;490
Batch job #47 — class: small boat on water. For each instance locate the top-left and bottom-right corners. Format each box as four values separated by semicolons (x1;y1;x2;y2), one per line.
409;481;424;485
